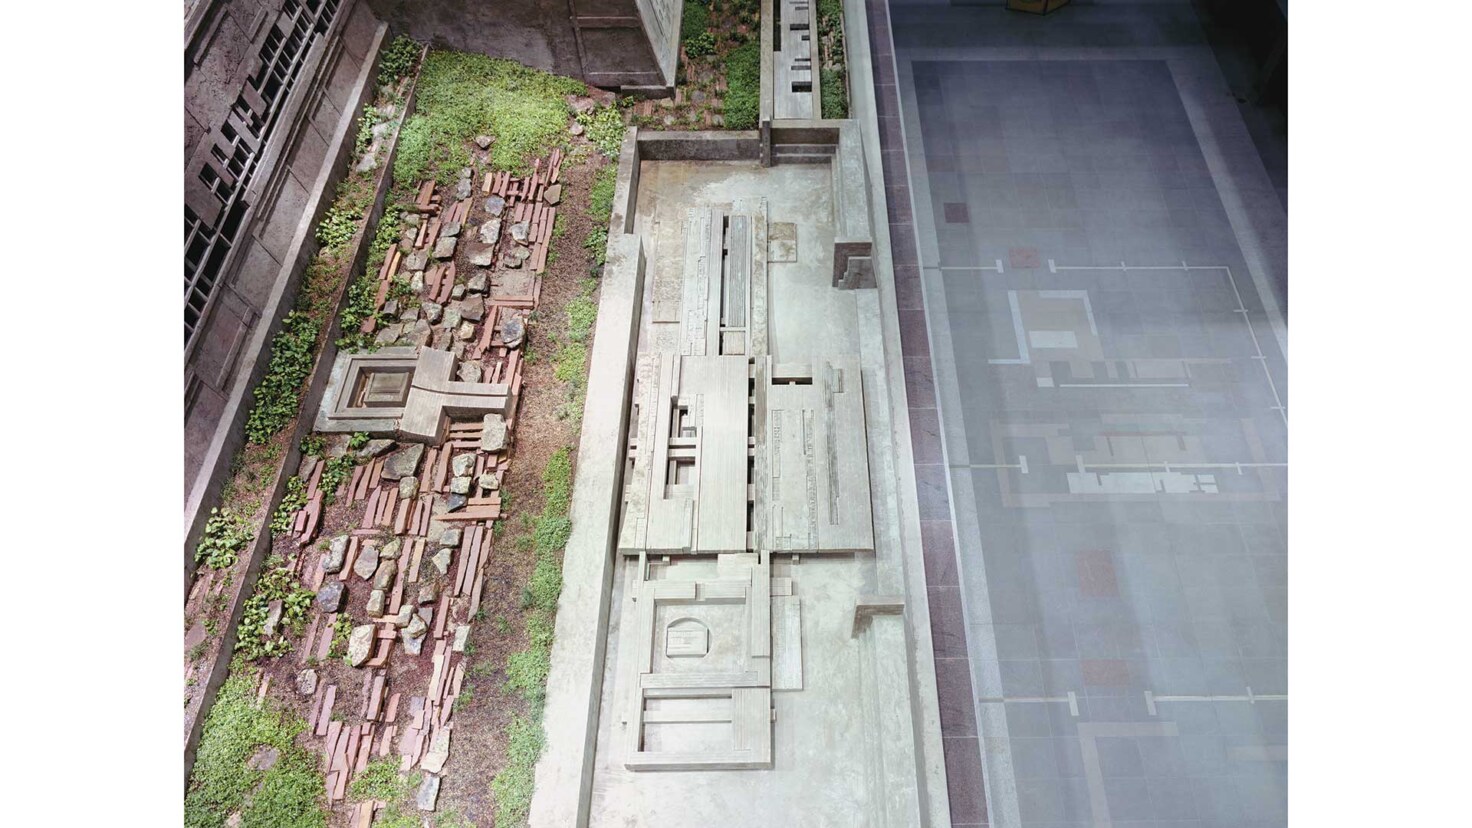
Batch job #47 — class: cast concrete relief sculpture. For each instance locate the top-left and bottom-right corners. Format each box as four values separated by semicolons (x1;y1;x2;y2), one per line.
611;200;875;771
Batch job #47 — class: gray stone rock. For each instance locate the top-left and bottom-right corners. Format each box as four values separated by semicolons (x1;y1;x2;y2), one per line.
394;603;416;627
420;728;451;773
509;221;530;243
404;213;421;227
501;246;531;268
691;89;708;103
450;283;466;300
417;773;441;812
322;536;348;573
543;183;562;205
402;614;429;652
456;361;482;383
439;528;463;547
382;444;425;480
373;559;396;591
481;413;509;452
455;177;473;200
457;296;485;323
451;624;471;653
421;301;443;324
445;493;468;512
441;221;462;239
402;631;426;656
405;319;432;347
263;600;284;636
569;122;585;136
449;476;472;495
399;306;420;324
501;314;526;348
466;272;489;294
483;195;506;217
316;580;346;613
430;547;452;575
374;323;404;346
381;538;401;561
383;299;399;317
366;588;386;616
399;476;419;501
410;271;425;294
432;236;456;260
478;219;501;246
353;541;381;580
478;472;499;490
361;439;394;459
346;624;375;667
451;341;467;360
296;668;318;696
419;580;439;605
248;746;280;772
451;452;477;477
443;306;462;330
469;243;496;267
474;134;492;149
404;249;429;271
456;321;476;341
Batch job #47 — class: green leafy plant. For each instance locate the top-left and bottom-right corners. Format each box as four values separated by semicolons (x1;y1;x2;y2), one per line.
195;508;253;570
724;41;761;129
378;36;422;87
577;106;627;157
319;453;358;505
184;664;326;828
680;0;709;49
394;50;584;182
236;556;314;661
244;311;321;444
270;476;307;534
349;758;410;802
490;714;545;826
348;431;370;450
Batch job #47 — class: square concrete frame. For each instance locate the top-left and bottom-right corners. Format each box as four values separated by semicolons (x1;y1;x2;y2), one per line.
314;346;512;442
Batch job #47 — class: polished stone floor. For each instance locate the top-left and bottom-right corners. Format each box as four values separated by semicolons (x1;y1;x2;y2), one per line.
887;3;1288;826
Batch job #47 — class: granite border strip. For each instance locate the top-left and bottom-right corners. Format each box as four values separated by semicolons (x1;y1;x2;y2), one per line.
866;0;988;824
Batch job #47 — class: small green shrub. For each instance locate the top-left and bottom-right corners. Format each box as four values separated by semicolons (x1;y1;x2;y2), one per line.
319;454;358;505
724;41;761;130
245;311;320;444
270;476;307;534
378;36;422;87
236;556;314;661
583;225;608;266
821;69;849;119
195;508;253;570
685;30;716;58
577;106;627;158
681;0;711;44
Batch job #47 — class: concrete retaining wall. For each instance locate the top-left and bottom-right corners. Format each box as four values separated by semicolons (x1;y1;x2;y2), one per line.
184;0;384;585
183;34;421;787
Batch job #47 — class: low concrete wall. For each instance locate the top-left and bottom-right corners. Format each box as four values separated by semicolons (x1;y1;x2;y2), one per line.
636;130;762;161
531;127;648;828
183;35;421;786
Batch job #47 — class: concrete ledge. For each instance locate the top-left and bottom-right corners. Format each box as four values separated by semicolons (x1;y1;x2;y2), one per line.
636;130;761;161
531;134;648;828
182;27;414;786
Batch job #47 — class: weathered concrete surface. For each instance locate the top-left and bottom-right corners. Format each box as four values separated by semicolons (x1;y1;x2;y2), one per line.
365;0;676;89
184;0;383;574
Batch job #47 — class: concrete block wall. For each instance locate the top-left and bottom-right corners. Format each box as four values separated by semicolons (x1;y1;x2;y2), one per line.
184;0;386;576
